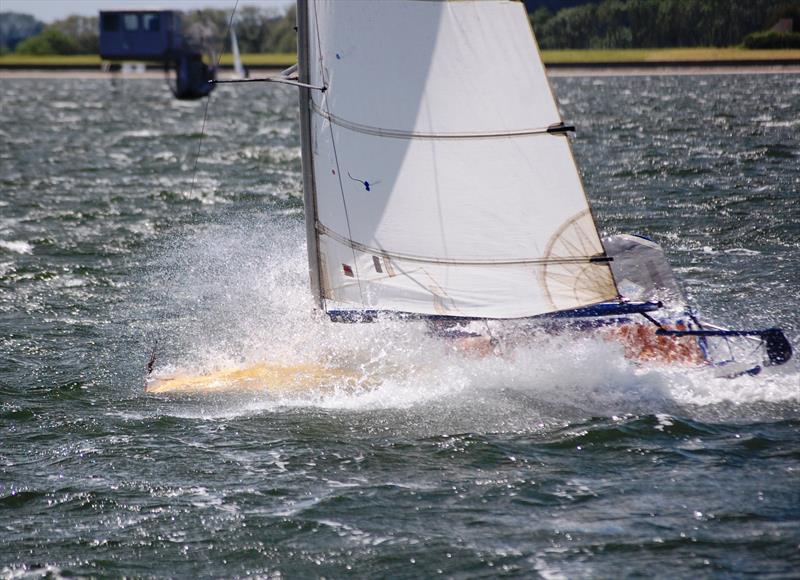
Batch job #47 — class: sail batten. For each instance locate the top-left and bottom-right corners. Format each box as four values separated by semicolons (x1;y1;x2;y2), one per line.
311;102;574;140
300;0;618;319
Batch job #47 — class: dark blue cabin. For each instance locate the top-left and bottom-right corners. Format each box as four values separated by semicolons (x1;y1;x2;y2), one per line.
98;10;214;100
99;10;182;61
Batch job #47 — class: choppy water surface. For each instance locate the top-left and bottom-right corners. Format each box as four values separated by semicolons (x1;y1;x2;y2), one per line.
1;74;798;577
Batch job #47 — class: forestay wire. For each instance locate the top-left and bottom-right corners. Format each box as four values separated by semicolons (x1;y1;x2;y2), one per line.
147;0;240;380
188;0;240;200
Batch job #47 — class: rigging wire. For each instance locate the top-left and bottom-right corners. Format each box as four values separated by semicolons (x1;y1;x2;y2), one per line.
213;76;326;91
188;0;240;200
311;103;574;140
147;0;240;381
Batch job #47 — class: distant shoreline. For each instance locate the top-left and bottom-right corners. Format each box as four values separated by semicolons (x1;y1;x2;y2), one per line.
547;63;800;76
2;46;800;80
2;63;798;79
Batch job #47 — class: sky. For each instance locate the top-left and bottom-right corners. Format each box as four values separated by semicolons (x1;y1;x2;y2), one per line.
2;0;293;22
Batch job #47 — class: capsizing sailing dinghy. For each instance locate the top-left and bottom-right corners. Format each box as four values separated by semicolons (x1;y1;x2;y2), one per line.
146;362;365;395
289;0;791;377
148;0;791;394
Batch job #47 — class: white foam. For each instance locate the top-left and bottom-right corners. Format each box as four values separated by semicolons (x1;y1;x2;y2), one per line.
120;129;161;139
724;248;761;256
142;214;799;426
0;260;15;276
0;240;33;254
1;565;69;579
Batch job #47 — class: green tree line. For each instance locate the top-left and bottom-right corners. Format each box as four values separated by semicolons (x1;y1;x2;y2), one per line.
10;15;99;55
2;1;798;56
0;6;297;56
178;6;297;54
530;0;800;49
0;12;43;53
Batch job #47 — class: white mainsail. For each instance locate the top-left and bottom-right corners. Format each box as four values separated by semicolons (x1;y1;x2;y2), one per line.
298;0;618;319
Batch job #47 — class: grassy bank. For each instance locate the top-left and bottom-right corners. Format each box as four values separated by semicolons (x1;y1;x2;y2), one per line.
219;53;296;66
1;48;798;68
0;54;103;66
540;47;800;63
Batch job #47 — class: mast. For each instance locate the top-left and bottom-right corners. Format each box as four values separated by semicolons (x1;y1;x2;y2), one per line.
296;0;324;309
304;0;618;319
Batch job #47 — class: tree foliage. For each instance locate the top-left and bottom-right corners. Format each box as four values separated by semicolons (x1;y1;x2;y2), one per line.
50;15;98;53
743;30;800;48
7;6;296;55
530;0;800;49
16;28;81;55
230;5;297;54
6;1;799;55
13;14;97;54
0;12;44;52
176;6;297;55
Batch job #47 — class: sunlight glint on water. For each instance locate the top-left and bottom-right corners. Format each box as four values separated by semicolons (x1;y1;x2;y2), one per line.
0;75;798;577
